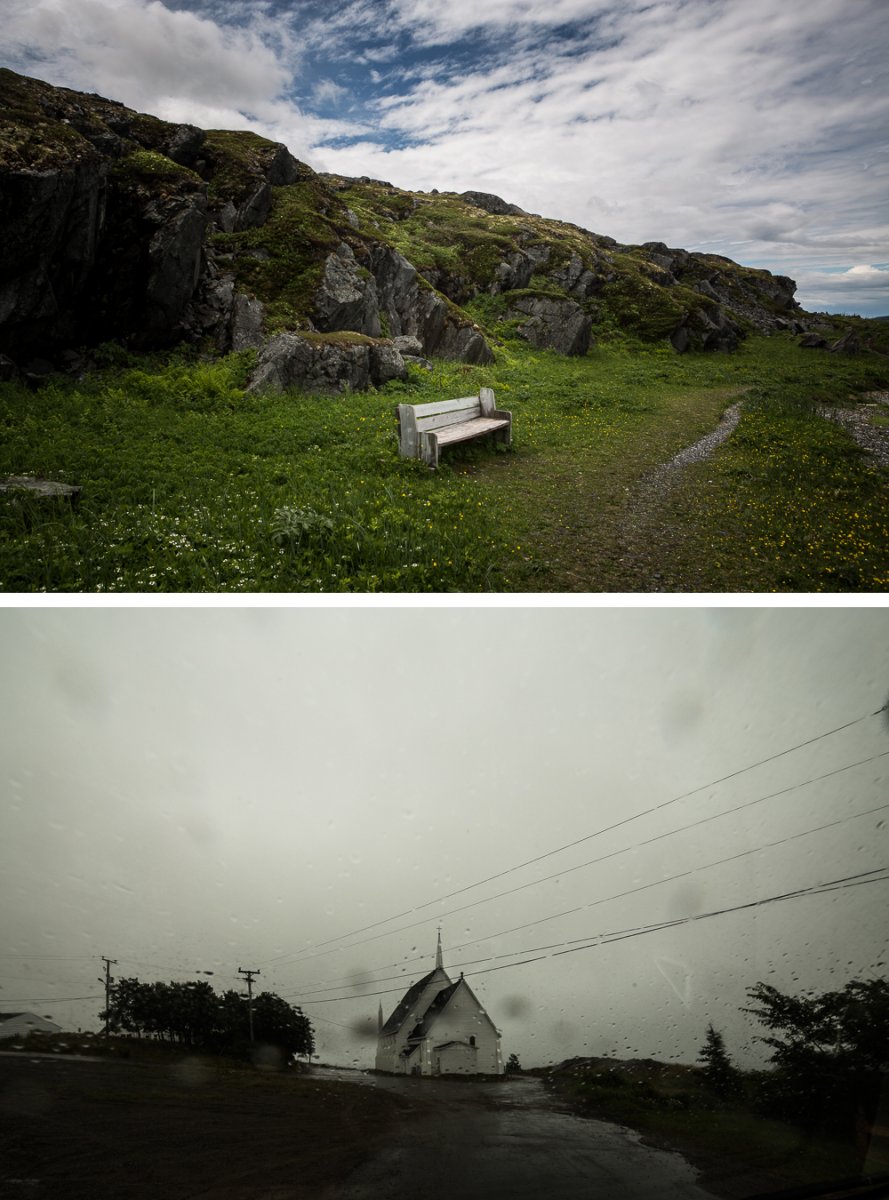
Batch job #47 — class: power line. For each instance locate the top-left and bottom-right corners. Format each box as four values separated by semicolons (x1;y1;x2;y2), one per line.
298;867;889;1005
288;800;889;999
0;995;104;1004
260;706;884;970
0;955;99;964
268;749;889;986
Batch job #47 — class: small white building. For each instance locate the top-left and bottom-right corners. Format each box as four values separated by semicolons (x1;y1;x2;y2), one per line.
375;936;503;1077
0;1012;62;1039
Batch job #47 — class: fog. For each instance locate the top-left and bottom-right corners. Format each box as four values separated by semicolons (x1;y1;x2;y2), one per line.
1;607;886;1069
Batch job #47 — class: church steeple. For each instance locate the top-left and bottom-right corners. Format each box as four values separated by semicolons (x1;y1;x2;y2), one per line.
435;927;443;970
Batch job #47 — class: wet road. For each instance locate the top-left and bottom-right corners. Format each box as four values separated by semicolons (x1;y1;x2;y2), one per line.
320;1072;714;1200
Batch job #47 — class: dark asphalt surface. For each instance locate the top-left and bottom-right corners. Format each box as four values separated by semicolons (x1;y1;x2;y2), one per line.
320;1071;715;1199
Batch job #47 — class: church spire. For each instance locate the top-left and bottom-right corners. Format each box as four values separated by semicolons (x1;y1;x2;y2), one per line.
435;927;443;970
377;1001;383;1033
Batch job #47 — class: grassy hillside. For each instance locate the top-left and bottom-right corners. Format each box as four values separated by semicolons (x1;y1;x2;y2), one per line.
1;331;887;593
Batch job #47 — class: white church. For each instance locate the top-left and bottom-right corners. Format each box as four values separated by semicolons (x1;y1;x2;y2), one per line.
375;935;503;1077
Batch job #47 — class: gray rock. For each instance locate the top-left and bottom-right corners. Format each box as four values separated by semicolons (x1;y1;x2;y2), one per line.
671;305;742;353
246;332;406;395
314;242;381;337
393;335;424;356
524;243;552;269
799;333;828;349
670;325;690;354
370;244;420;337
216;200;237;233
552;252;604;299
165;124;205;167
507;295;592;356
368;244;494;363
829;330;860;354
236;181;273;230
229;293;265;350
490;251;534;294
434;321;495;364
0;475;81;502
266;143;302;186
0;161;108;337
370;341;407;384
144;196;207;334
460;190;525;216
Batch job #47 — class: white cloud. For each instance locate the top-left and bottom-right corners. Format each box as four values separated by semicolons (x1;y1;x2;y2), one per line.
311;79;348;106
792;265;889;315
844;265;889;284
4;0;291;113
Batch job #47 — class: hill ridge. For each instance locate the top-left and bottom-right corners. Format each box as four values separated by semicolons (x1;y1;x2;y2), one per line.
0;67;812;387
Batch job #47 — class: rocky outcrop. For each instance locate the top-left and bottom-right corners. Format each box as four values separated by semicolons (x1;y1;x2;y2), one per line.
460;191;525;216
551;252;610;299
0;67;826;384
314;243;381;337
246;332;406;394
506;295;593;356
369;245;494;363
670;305;743;353
308;241;494;363
490;251;534;295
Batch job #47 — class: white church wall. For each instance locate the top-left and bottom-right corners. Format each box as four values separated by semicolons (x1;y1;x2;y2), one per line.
428;984;502;1074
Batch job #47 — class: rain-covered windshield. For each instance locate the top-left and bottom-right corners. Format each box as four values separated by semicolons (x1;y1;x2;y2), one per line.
1;607;887;1199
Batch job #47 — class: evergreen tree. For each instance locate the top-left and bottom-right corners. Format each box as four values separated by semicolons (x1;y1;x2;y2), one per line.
698;1023;740;1097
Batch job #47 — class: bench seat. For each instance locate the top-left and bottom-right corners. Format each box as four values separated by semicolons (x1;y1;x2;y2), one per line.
397;389;512;467
433;415;511;448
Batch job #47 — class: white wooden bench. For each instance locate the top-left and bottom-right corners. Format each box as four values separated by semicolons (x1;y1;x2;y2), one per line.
396;388;512;467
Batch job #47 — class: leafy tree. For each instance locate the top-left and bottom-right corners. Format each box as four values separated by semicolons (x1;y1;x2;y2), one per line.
505;1052;522;1073
744;978;889;1135
251;991;315;1059
697;1024;740;1097
102;977;314;1061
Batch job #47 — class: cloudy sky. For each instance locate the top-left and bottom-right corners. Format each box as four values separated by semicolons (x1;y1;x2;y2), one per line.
3;0;888;316
2;607;887;1069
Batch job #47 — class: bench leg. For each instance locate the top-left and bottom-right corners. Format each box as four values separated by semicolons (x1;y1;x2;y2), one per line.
419;431;439;468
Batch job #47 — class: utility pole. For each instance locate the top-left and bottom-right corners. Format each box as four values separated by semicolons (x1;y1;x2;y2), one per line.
238;968;260;1042
99;957;117;1036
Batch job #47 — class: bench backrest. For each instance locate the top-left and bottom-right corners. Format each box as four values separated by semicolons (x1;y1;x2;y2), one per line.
398;389;496;457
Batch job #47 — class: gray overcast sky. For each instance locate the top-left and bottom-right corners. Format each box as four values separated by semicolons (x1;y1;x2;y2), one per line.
1;607;887;1068
2;0;888;315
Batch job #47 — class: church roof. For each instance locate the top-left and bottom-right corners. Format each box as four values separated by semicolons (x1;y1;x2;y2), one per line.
379;967;450;1036
410;979;460;1038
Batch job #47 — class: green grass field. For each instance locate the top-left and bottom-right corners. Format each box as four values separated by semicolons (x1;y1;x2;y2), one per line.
1;332;887;592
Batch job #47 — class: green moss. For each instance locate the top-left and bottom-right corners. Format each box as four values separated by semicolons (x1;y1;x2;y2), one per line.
111;149;201;186
212;180;347;328
299;331;381;347
598;255;694;340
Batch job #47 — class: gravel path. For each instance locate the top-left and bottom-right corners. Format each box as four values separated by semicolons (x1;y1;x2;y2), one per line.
820;391;889;468
629;401;742;520
608;401;743;591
